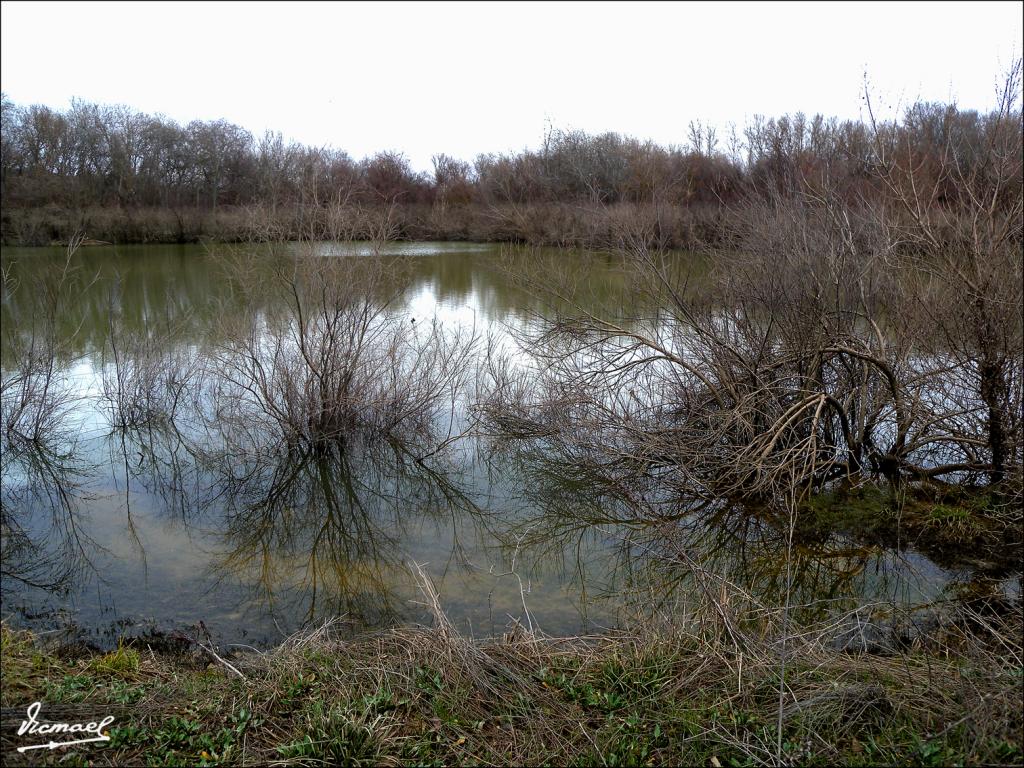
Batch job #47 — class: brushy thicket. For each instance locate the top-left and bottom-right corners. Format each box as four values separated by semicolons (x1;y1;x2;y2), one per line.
1;67;1019;250
476;63;1023;517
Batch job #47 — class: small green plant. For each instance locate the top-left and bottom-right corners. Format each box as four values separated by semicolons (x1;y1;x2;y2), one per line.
597;716;667;767
920;502;986;542
106;708;256;765
88;640;141;678
914;736;956;767
415;665;443;695
278;706;386;766
44;673;97;702
107;679;146;704
284;672;315;699
358;687;405;714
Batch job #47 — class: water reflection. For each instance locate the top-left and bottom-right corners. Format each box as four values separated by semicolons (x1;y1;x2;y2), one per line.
208;432;480;627
2;250;106;596
1;242;1017;649
1;432;100;596
492;439;1020;634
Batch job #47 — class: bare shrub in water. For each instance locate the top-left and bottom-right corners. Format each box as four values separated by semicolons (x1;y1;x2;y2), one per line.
865;61;1023;495
207;244;477;454
99;279;201;431
1;237;101;593
1;240;87;450
479;75;1023;515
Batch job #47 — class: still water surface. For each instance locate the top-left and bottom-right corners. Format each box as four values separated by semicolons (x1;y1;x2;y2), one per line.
0;242;1013;649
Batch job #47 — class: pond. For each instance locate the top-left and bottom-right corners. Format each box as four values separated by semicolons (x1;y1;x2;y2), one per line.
1;242;1018;650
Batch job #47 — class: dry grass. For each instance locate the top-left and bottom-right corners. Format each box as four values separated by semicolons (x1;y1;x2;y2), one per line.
2;565;1021;767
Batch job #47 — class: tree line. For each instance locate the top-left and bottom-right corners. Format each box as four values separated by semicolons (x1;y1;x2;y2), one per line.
1;77;1020;250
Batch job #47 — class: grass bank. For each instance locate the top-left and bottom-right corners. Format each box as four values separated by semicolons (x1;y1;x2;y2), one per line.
2;591;1021;766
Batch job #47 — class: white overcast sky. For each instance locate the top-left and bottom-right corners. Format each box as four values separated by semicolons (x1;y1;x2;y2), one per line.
2;1;1021;171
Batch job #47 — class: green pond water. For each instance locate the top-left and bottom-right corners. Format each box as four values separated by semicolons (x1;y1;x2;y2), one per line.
0;242;1016;649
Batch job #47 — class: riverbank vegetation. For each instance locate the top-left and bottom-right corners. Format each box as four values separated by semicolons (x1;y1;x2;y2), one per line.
2;566;1021;767
2;65;1020;250
1;64;1021;766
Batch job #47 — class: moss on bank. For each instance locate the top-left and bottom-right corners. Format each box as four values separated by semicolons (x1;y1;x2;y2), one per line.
2;612;1021;767
795;483;1023;576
